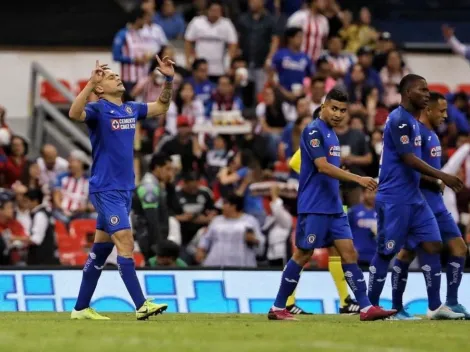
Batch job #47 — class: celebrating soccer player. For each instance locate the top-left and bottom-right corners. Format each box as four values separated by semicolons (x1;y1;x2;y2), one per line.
367;74;465;320
389;92;469;320
68;56;175;320
268;89;396;321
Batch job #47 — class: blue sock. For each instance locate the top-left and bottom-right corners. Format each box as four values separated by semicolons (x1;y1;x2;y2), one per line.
75;242;114;311
391;259;410;311
342;263;371;309
446;256;465;306
368;253;391;306
417;251;442;311
273;259;302;309
117;256;146;309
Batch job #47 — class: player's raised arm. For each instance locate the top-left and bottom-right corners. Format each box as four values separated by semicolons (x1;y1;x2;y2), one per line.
69;60;108;121
146;55;175;118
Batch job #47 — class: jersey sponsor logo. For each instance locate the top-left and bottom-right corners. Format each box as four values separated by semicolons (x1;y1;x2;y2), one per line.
329;146;340;157
307;234;316;244
414;135;421;146
386;240;395;250
111;118;136;131
110;215;120;226
125;106;133;115
310;138;320;147
430;146;441;157
400;135;409;144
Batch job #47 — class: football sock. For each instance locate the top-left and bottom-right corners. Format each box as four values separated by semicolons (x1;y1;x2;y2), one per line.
418;251;442;311
391;258;410;311
342;263;371;309
368;253;391;306
273;259;302;309
446;256;465;306
75;242;114;311
117;256;146;309
329;256;349;307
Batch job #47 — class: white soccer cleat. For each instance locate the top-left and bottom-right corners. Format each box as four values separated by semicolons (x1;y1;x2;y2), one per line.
426;304;465;320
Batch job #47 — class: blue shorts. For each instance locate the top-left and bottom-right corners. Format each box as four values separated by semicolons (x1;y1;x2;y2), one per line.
296;213;353;250
376;200;441;255
89;190;133;235
435;210;461;242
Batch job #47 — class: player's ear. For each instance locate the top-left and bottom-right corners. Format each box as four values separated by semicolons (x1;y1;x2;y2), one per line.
94;85;104;95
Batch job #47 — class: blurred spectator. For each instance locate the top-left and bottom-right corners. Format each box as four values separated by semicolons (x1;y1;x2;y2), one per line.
322;36;355;78
323;0;343;38
0;194;28;265
345;46;383;99
366;128;383;178
315;57;337;92
37;144;69;201
447;93;470;136
309;77;326;111
238;0;280;93
205;135;234;185
263;184;293;266
52;150;94;226
185;1;238;79
279;113;312;163
345;64;374;106
287;0;329;61
140;0;168;56
156;116;204;174
184;0;208;23
2;136;29;188
271;27;315;99
0;106;10;132
186;59;217;112
148;239;188;267
208;75;244;114
334;112;372;206
442;24;470;63
356;7;378;51
339;10;359;53
380;50;411;108
195;194;265;267
173;172;217;248
348;187;377;267
154;0;186;40
112;8;149;100
133;153;174;262
373;31;396;72
229;57;256;108
166;82;205;135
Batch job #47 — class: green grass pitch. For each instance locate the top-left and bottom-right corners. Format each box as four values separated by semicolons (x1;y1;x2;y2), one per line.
1;313;468;352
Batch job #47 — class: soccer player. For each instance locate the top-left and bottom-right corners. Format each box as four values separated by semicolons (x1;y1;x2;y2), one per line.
390;92;470;320
367;74;464;320
286;148;360;315
268;89;396;321
68;56;175;320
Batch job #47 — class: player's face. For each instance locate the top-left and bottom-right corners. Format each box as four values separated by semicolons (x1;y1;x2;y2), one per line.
321;100;348;127
408;79;430;110
97;70;125;96
427;99;448;128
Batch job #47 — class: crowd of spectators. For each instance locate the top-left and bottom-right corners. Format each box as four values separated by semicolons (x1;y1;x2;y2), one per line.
1;0;470;268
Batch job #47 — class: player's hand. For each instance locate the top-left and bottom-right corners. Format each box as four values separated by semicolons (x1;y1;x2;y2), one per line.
358;176;378;191
155;55;175;78
442;24;455;40
89;60;108;86
440;174;464;193
439;180;446;194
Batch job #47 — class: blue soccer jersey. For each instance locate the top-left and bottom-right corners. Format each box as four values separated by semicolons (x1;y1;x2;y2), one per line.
298;118;343;214
84;99;148;193
348;204;377;263
272;48;315;92
376;106;423;204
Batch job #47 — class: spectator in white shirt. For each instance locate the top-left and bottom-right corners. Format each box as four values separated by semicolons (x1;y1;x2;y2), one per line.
323;35;355;78
140;0;168;57
185;0;238;80
380;50;411;108
37;144;69;200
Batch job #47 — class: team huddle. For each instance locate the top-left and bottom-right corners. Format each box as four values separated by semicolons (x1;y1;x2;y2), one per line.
269;74;468;321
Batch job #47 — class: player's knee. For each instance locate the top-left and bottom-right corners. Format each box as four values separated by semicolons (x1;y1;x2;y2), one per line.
421;241;443;255
112;229;134;257
396;249;415;263
449;237;468;257
340;247;358;264
293;248;313;266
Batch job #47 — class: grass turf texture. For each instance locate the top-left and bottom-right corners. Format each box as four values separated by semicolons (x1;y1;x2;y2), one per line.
1;313;468;352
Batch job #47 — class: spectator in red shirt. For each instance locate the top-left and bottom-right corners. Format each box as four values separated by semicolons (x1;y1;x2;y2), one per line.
0;194;28;265
2;136;29;188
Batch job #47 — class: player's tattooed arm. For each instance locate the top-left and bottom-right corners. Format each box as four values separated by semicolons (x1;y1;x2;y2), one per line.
146;55;175;118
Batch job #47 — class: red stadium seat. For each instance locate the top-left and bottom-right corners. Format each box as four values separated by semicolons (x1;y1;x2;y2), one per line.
456;84;470;95
427;83;450;95
69;218;97;249
40;79;72;103
134;252;145;267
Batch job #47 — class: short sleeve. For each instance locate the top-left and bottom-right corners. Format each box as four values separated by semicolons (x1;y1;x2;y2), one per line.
128;102;148;121
184;19;197;41
389;117;413;155
225;20;238;44
301;127;326;161
84;102;100;122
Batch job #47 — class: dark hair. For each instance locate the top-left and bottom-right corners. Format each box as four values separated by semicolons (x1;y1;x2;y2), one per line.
453;91;468;102
225;193;244;212
240;149;254;167
325;88;349;103
398;74;425;95
218;74;234;85
175;82;195;114
6;135;28;157
312;106;321;119
429;91;446;104
311;77;326;86
192;58;208;71
129;8;146;23
182;171;199;182
316;57;329;67
150;153;172;171
285;27;303;40
208;0;223;8
230;56;246;69
24;188;44;204
157;239;180;259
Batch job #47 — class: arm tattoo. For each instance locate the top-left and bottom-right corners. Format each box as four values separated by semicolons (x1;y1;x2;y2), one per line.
158;81;173;105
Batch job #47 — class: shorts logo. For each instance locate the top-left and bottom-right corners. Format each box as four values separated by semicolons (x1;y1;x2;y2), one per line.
386;240;395;250
125;106;133;115
110;215;120;226
307;234;316;244
400;135;409;144
310;139;320;148
111;119;120;130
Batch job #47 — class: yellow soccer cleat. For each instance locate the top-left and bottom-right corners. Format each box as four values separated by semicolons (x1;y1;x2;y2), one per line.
71;307;110;320
136;299;168;320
